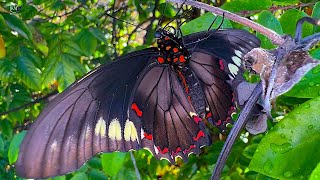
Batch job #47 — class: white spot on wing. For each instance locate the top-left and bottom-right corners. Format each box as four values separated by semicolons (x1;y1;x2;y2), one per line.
124;119;138;142
95;117;106;138
189;112;197;117
234;50;243;57
154;145;159;155
232;56;241;66
228;63;239;76
108;118;122;141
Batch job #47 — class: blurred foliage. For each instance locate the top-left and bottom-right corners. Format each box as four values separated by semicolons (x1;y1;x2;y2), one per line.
0;0;319;179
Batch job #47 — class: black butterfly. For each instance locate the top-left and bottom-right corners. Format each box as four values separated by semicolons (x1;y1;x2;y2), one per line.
15;27;260;178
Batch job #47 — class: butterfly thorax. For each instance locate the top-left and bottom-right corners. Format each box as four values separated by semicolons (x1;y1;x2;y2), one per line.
155;29;190;67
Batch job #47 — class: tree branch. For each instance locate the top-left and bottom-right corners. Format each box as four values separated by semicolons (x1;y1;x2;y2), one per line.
166;0;285;45
0;91;58;117
237;2;316;17
211;83;263;179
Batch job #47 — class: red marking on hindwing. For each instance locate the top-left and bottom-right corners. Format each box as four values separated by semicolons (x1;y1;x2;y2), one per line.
143;132;153;140
183;145;196;154
173;58;178;62
166;46;171;50
172;147;182;156
131;103;143;117
215;119;222;126
193;130;205;141
179;55;186;63
165;37;170;41
157;57;165;64
193;116;202;124
219;59;225;70
177;71;189;95
173;47;179;53
157;146;169;154
206;112;212;118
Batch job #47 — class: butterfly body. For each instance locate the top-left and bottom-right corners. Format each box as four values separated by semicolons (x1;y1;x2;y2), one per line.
16;28;260;178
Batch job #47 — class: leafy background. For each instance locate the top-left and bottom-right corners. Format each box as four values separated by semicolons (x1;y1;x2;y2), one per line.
0;0;319;179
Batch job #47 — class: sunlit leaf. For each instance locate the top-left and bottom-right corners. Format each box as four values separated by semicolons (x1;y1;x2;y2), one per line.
8;131;26;164
310;163;320;180
181;13;232;35
249;97;320;179
15;56;41;90
279;9;313;38
102;152;127;176
0;13;32;40
0;35;5;58
256;11;283;49
222;0;272;12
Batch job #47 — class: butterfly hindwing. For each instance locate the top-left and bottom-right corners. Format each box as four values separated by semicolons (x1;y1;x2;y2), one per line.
15;48;158;178
129;65;210;162
185;29;260;130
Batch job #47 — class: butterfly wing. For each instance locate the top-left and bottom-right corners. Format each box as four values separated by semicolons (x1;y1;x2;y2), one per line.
15;48;159;178
129;65;210;162
184;29;260;130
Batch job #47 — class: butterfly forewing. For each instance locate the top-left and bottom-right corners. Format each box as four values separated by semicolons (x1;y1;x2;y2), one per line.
15;48;158;178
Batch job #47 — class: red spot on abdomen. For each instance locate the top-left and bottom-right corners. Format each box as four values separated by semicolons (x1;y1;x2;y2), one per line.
206;112;212;118
131;103;143;117
193;130;205;141
143;132;153;140
219;59;224;70
179;55;186;63
157;146;169;154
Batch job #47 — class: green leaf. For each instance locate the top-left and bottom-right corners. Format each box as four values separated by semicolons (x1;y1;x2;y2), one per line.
271;0;298;5
222;0;272;12
181;13;232;35
0;121;13;138
256;11;283;49
0;58;16;82
87;169;108;180
8;131;26;164
75;29;98;56
0;136;4;157
71;172;87;180
42;57;58;87
0;13;32;40
15;56;41;90
158;3;176;18
89;28;107;43
284;65;320;98
279;9;313;38
20;47;42;68
312;2;320;33
310;163;320;180
56;60;75;92
249;97;320;179
101;152;127;176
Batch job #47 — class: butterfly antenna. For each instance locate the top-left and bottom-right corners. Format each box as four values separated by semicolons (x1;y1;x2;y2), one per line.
163;0;187;30
188;13;225;54
157;2;168;29
104;13;148;31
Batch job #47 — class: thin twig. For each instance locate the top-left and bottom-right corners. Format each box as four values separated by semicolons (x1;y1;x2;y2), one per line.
0;91;58;116
237;2;316;17
166;0;285;45
130;151;141;180
211;83;263;180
